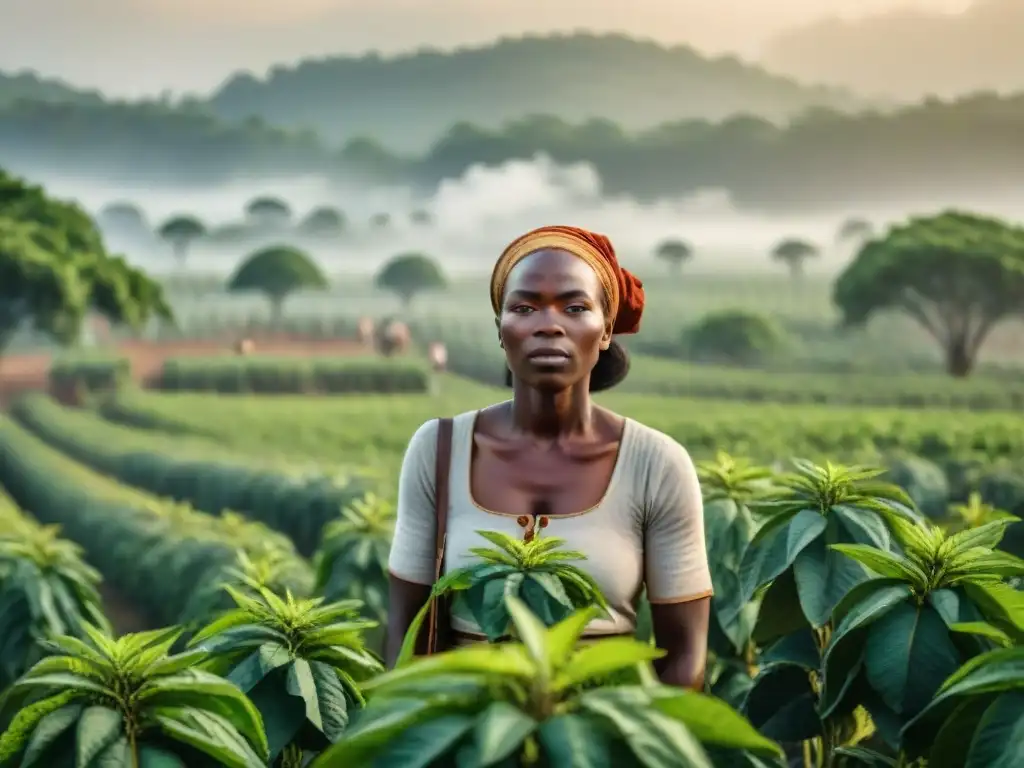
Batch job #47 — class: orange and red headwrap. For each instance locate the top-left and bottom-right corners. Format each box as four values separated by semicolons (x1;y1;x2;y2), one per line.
490;225;645;335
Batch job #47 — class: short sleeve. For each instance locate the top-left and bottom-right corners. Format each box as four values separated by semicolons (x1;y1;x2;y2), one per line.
643;435;713;604
387;419;439;585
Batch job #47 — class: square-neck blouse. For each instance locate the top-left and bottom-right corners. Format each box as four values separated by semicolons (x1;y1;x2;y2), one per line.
388;408;714;638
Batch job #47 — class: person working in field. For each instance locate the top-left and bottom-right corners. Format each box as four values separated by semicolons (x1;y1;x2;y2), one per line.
385;225;712;689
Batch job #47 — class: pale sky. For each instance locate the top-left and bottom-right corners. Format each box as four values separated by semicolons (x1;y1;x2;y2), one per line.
0;0;971;96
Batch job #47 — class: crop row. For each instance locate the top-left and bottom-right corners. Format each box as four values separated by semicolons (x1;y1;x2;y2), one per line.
9;393;370;555
0;415;314;630
97;375;1024;468
408;317;1024;410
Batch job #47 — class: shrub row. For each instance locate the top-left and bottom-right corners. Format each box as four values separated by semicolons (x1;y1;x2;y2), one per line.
0;415;312;627
157;355;430;394
10;393;370;555
47;355;131;403
407;316;1024;410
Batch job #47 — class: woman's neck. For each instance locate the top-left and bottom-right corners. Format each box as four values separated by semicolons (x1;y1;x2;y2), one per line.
509;380;593;438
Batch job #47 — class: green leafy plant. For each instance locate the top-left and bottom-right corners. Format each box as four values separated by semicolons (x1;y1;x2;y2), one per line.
398;529;609;665
0;625;268;767
314;493;394;619
0;523;110;688
949;492;1017;531
818;512;1024;749
696;452;775;704
901;646;1024;767
188;584;384;763
739;461;915;644
738;461;920;765
313;595;785;767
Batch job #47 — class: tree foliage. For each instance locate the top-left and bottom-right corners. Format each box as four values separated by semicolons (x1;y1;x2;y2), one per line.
0;170;172;356
227;245;329;324
157;215;205;266
684;310;787;366
833;211;1024;378
245;196;291;227
771;238;819;277
654;238;692;273
374;252;446;305
298;206;345;237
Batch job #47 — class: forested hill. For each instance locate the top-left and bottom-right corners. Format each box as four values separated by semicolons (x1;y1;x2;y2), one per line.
208;33;858;151
0;70;104;108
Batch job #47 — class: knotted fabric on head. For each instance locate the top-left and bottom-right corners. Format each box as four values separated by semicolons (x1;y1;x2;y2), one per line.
489;225;645;335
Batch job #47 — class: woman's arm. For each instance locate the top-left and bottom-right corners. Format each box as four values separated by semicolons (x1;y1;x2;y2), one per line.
384;419;440;668
642;435;713;690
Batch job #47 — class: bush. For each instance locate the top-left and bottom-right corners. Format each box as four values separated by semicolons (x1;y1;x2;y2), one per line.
156;355;429;394
47;356;130;403
683;310;787;366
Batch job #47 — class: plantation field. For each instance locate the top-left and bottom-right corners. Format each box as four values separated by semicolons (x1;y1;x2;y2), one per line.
96;378;1024;471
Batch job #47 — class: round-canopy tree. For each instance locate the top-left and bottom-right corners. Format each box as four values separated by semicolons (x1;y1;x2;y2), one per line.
157;214;205;267
245;195;292;228
655;238;693;273
374;252;446;306
409;209;432;226
834;210;1024;378
836;217;873;244
369;212;390;229
299;206;346;237
227;245;329;326
97;201;148;236
771;238;819;278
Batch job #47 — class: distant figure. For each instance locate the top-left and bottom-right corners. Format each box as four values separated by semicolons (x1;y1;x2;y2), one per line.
380;320;410;357
427;342;448;372
235;338;256;355
357;316;375;347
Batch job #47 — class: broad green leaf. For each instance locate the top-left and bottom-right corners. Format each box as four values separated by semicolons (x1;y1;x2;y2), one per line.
19;703;83;768
75;706;123;767
964;692;1024;768
505;595;549;669
863;602;961;717
829;544;927;588
364;645;535;691
535;714;613;768
793;536;869;627
743;665;821;743
949;622;1013;648
545;606;601;669
740;510;826;600
650;689;784;756
369;714;476;768
580;695;712;768
464;702;536;766
554;638;665;692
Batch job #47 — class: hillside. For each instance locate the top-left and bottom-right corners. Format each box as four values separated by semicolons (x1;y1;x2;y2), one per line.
761;0;1024;100
0;70;104;108
1;92;1021;213
209;32;857;151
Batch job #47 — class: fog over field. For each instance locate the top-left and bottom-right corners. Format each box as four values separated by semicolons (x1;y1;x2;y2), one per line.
36;155;1024;279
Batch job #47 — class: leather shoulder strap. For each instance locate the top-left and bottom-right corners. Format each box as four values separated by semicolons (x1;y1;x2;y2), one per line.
425;417;454;655
433;416;454;578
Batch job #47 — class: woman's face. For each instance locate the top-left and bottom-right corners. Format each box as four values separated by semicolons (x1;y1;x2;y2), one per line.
498;248;612;391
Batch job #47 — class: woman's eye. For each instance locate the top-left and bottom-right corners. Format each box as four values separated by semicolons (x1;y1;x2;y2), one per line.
566;305;588;313
511;306;534;314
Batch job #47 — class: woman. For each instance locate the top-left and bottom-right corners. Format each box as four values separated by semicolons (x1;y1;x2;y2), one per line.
386;225;712;689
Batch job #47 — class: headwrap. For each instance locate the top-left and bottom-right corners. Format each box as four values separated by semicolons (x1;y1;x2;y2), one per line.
489;225;645;335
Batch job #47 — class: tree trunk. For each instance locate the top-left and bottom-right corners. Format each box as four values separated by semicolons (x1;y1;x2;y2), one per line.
788;258;804;280
269;297;284;330
945;338;974;378
173;242;188;267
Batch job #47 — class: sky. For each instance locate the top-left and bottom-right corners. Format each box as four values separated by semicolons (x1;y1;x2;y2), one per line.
0;0;971;97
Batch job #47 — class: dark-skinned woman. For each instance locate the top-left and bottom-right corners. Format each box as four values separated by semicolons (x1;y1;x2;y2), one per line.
385;225;712;689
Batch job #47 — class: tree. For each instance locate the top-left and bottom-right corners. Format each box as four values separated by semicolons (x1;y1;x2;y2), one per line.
158;214;205;266
409;209;432;226
245;196;292;228
227;245;329;326
836;217;873;244
97;201;148;235
374;252;446;306
834;211;1024;378
683;310;787;366
298;206;345;237
654;238;693;273
369;212;390;229
771;237;819;278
